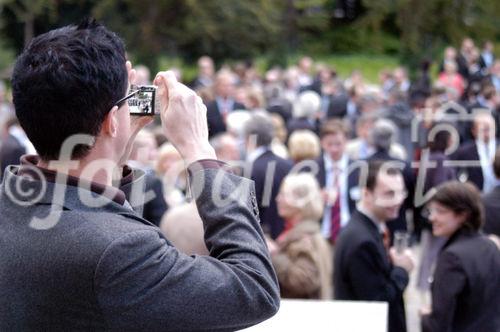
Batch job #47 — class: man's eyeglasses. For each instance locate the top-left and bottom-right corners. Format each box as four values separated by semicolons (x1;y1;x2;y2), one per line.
421;205;452;219
114;85;159;116
115;88;139;109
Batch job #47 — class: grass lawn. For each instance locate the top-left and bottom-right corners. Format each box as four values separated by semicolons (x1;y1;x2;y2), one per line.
158;53;402;84
312;54;401;83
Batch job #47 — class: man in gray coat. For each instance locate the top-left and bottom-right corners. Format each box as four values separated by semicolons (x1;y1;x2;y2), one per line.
0;19;279;331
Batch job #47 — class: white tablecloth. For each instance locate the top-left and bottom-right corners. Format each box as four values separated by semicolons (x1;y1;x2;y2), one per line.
241;299;388;332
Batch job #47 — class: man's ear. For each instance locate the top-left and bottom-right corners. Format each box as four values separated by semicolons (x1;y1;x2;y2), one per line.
361;187;371;203
102;106;119;138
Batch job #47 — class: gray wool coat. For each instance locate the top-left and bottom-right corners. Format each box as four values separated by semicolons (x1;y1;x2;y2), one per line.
0;164;280;331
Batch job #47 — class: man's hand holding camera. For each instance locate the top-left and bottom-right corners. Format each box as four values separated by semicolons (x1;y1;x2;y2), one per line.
154;71;216;165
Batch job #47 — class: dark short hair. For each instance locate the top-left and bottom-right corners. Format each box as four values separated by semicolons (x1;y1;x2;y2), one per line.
493;147;500;179
11;19;128;160
430;181;483;231
428;124;451;152
365;160;402;191
319;119;348;139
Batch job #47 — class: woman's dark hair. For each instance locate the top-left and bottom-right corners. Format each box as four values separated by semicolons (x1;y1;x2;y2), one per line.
431;181;484;231
11;19;128;160
428;126;451;153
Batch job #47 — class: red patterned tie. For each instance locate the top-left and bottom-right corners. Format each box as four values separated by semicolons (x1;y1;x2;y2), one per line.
330;167;341;244
382;227;391;259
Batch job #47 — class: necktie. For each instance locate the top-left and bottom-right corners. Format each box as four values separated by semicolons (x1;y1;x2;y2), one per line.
330;167;341;243
382;227;391;257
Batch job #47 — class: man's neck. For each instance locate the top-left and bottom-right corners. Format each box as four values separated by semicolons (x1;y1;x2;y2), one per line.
37;156;118;187
246;145;269;163
216;95;231;101
326;153;346;165
357;202;385;224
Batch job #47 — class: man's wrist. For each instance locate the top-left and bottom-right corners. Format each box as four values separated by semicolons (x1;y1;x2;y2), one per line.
182;142;217;166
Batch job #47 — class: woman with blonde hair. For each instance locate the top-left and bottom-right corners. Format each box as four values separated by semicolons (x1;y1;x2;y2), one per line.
288;129;320;163
270;173;332;300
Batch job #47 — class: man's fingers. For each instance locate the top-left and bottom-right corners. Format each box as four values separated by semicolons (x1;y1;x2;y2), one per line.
164;71;178;91
154;71;176;106
154;71;178;92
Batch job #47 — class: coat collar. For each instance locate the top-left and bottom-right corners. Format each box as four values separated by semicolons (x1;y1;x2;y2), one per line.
277;220;321;247
442;227;479;249
1;163;146;217
351;209;384;237
246;146;271;163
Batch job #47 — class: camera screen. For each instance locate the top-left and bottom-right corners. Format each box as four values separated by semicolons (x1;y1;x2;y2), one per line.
128;85;158;116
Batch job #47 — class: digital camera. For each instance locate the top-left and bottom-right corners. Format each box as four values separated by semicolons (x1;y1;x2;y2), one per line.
128;85;160;116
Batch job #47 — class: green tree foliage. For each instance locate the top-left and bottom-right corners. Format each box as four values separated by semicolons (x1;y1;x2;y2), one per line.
92;0;287;68
362;0;500;65
0;0;499;72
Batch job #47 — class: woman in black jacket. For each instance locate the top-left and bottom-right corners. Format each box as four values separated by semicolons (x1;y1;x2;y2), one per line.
421;181;500;332
416;127;456;293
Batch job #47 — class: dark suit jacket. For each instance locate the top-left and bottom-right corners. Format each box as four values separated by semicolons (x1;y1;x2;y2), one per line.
334;210;409;332
482;185;500;237
456;53;470;81
421;229;500;332
0;133;26;179
206;99;246;138
250;149;293;239
452;141;485;190
300;78;322;95
0;163;279;330
142;171;168;227
189;76;212;91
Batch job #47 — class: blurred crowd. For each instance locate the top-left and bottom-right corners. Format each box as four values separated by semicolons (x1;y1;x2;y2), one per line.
1;36;500;331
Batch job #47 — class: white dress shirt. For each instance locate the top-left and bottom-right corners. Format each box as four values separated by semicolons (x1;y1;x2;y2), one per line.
216;97;235;116
246;146;269;164
321;153;351;238
476;139;497;192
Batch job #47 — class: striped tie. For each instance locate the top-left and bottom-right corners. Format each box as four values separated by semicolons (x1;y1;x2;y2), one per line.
330;167;341;243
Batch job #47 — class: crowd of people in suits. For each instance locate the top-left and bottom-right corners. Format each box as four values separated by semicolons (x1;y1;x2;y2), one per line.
1;36;500;331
